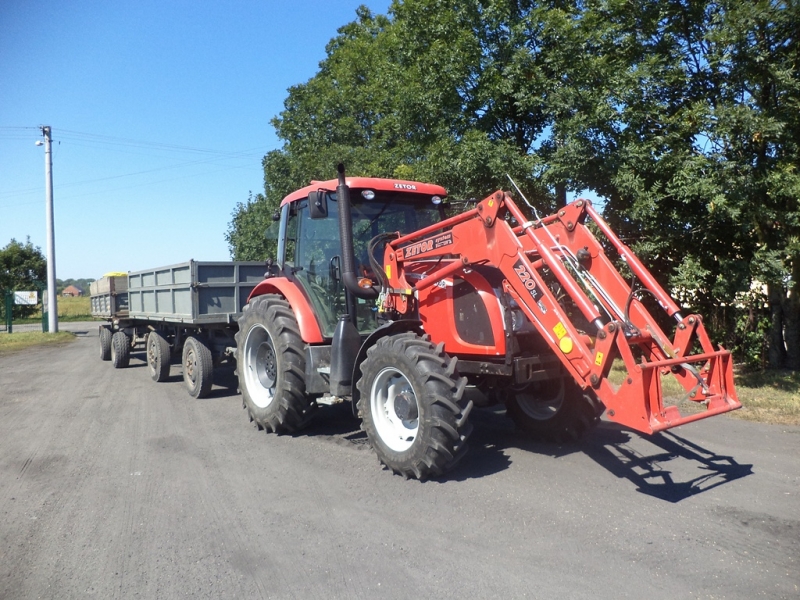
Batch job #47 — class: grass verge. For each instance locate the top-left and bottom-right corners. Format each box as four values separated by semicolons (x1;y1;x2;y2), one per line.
0;331;76;355
8;295;97;324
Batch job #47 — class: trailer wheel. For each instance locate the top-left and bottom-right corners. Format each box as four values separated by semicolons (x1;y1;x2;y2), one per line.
110;331;130;369
182;336;213;398
356;333;473;480
505;377;603;442
235;294;312;432
147;330;171;382
99;326;112;361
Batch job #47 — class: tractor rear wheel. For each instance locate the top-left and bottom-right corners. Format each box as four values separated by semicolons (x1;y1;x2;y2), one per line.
147;330;171;382
505;377;603;442
357;333;473;480
235;294;313;433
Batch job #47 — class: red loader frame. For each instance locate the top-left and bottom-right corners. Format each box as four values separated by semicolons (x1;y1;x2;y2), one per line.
381;190;741;435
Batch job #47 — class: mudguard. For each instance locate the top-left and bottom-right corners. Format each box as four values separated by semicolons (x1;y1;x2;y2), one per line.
247;277;324;344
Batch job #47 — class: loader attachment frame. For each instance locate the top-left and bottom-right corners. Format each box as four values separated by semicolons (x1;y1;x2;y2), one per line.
380;191;740;436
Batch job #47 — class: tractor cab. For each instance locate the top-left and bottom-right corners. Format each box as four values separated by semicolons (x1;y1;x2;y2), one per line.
275;175;449;338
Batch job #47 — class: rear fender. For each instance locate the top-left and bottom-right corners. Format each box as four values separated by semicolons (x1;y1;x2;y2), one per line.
350;320;424;416
247;278;324;344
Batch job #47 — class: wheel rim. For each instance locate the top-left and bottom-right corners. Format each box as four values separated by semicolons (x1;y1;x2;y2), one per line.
515;378;565;421
243;324;277;409
147;336;157;375
184;346;196;384
370;367;419;452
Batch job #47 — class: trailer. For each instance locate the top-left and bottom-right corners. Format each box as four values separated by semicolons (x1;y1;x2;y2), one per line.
92;260;267;398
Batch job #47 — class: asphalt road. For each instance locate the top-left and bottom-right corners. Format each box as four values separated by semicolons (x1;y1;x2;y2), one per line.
1;323;798;599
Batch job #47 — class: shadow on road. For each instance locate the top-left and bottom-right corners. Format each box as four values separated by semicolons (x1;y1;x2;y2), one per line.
207;382;753;492
581;424;754;502
449;407;753;495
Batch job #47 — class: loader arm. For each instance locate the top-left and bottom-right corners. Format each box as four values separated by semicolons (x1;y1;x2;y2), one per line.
381;191;741;435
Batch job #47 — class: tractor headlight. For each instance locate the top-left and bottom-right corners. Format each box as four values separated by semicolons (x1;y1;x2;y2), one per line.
431;195;442;205
361;190;375;200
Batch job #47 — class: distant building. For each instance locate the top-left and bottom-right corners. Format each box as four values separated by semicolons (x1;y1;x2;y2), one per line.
62;285;83;297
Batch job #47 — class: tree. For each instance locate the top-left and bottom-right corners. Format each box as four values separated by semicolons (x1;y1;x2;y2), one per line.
230;0;800;369
0;238;47;319
226;193;279;261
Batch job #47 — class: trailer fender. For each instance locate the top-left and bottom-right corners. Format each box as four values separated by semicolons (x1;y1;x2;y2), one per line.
350;319;424;416
247;278;324;344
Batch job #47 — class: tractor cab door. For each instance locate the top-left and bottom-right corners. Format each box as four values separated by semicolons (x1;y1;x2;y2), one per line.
285;198;346;339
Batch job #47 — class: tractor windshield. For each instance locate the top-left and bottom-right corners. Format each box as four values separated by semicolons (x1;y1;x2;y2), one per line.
288;191;447;337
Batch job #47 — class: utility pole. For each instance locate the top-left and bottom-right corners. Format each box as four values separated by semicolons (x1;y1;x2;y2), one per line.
40;126;58;333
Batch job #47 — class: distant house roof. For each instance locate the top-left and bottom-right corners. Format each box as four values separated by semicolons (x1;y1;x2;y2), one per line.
62;285;83;296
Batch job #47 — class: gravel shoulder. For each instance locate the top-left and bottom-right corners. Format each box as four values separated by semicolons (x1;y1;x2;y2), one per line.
1;323;798;599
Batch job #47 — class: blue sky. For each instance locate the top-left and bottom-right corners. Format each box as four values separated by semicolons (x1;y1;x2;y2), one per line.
0;0;390;280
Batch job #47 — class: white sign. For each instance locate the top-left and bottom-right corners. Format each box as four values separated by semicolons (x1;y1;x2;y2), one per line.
14;291;38;305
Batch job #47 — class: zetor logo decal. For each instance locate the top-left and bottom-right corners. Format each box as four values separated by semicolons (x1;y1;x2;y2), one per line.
394;183;417;190
403;232;453;259
513;260;543;301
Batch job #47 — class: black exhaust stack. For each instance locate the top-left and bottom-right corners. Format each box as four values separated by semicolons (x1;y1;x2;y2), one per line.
337;163;378;300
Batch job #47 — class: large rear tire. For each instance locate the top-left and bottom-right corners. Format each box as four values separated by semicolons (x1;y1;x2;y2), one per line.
182;336;213;398
147;330;171;382
110;331;130;369
235;294;312;433
356;333;473;480
99;326;112;361
505;376;603;442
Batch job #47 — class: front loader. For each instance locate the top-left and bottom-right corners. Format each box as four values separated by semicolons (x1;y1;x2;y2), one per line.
236;165;740;480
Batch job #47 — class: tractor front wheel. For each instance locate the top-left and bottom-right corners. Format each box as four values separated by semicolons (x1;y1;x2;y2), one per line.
235;294;312;433
357;333;473;480
505;377;603;442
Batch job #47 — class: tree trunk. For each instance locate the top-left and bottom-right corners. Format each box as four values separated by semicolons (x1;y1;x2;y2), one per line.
783;257;800;370
767;282;787;369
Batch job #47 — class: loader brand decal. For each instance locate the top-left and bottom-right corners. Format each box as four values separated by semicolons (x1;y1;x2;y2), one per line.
394;183;417;190
402;232;454;259
512;259;543;303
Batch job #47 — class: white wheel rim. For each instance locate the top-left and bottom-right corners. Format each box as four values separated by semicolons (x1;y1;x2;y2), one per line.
516;378;565;421
243;324;277;409
370;367;419;452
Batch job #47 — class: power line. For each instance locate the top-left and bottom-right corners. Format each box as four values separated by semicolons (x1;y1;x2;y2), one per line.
0;127;270;202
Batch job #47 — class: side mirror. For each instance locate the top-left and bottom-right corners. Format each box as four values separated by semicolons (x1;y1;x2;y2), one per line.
308;191;328;219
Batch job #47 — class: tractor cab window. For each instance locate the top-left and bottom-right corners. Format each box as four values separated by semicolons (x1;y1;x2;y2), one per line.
287;191;447;338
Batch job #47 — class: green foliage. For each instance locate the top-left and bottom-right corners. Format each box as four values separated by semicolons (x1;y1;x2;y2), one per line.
0;238;46;319
226;192;278;261
229;0;800;369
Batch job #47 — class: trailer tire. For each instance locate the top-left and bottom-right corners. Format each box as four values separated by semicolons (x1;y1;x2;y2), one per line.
147;330;171;382
110;331;130;369
99;326;112;361
235;294;312;433
356;333;473;480
505;377;603;443
182;336;213;398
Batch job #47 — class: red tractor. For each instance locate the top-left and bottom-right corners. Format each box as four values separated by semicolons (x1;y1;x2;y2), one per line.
235;165;740;479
